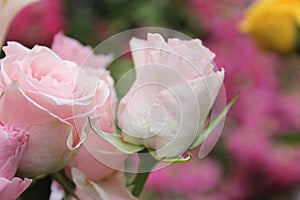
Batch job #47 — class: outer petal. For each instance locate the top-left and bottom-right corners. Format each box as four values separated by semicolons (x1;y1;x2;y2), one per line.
0;81;56;128
0;0;40;47
51;32;113;69
128;37;147;69
154;69;224;158
17;121;76;178
122;78;200;158
71;168;136;200
0;177;32;200
2;41;30;59
190;69;225;127
118;81;163;141
67;112;126;182
0;129;27;179
0;123;32;199
120;69;224;158
129;34;215;80
118;62;189;138
167;38;215;70
66;144;116;182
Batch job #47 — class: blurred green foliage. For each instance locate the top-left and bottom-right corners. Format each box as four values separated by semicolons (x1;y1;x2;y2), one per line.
277;133;300;145
65;0;203;46
64;0;204;97
109;58;135;99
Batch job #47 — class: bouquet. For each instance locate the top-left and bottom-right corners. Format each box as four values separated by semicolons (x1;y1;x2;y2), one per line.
0;1;236;199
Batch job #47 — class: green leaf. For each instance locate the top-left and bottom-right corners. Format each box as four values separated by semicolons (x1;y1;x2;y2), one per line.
189;93;239;150
150;151;192;163
277;133;300;145
89;118;145;154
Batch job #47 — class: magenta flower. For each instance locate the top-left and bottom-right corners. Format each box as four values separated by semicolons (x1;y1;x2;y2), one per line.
6;0;64;46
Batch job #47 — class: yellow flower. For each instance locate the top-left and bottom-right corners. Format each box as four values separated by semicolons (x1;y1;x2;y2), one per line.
240;0;300;54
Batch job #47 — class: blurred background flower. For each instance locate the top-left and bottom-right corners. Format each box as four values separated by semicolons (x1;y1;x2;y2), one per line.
240;0;300;54
3;0;300;199
5;0;64;47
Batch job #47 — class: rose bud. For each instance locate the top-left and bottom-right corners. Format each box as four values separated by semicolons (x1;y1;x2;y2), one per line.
91;33;225;162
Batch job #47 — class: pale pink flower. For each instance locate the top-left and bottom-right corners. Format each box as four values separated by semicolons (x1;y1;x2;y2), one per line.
0;34;112;178
0;123;32;200
71;168;136;200
51;34;132;199
51;32;113;69
118;33;224;159
49;181;64;200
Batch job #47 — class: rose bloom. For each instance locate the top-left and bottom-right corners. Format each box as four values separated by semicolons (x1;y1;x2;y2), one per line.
54;33;122;181
65;98;135;199
118;33;224;159
0;33;113;178
0;123;32;200
53;33;135;200
240;0;300;54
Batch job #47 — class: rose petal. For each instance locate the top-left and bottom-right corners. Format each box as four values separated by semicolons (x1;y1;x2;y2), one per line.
17;121;76;177
71;168;136;200
0;81;56;128
0;177;32;200
52;32;113;69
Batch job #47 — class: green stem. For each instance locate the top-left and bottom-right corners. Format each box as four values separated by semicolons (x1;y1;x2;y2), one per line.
131;149;157;197
51;170;78;200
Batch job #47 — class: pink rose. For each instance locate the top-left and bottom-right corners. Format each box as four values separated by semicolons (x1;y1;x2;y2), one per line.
49;34;134;199
65;103;133;199
52;34;120;182
64;99;131;196
51;32;113;69
0;34;112;177
118;33;224;159
65;109;125;182
65;72;124;182
0;123;32;200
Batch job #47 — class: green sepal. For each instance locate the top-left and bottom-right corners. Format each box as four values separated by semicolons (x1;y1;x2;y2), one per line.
189;93;239;150
150;150;192;163
89;118;145;154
